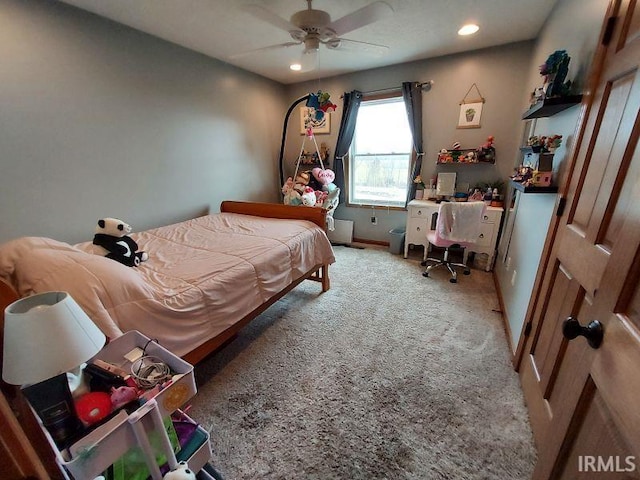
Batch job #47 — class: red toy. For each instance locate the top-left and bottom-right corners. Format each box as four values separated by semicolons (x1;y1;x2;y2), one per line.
75;392;112;426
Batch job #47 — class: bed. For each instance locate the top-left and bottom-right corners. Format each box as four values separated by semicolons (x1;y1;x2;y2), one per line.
0;201;335;365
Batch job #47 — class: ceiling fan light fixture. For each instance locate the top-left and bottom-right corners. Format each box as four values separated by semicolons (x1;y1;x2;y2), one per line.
303;36;320;53
290;63;302;71
458;24;479;36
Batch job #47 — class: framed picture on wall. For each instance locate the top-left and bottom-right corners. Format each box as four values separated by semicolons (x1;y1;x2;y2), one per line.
300;107;330;134
457;101;483;129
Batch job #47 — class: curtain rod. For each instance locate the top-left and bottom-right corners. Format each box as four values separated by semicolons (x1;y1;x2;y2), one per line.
366;80;433;95
341;81;434;98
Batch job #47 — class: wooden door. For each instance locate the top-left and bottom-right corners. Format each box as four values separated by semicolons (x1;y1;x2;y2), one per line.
519;1;640;478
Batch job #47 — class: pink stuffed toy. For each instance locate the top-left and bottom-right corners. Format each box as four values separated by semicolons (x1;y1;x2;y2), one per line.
110;385;139;409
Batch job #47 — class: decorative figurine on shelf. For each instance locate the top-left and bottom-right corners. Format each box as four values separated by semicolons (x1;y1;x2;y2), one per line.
540;50;572;98
483;187;493;205
511;165;534;184
438;148;453;163
545;134;563;153
477;135;495;162
530;87;545;106
527;134;563;153
469;188;484;201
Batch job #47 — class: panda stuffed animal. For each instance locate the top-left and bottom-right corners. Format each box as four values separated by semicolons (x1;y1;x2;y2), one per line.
163;461;196;480
93;217;148;267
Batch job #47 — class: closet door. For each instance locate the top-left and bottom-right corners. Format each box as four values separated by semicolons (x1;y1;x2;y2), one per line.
519;1;640;478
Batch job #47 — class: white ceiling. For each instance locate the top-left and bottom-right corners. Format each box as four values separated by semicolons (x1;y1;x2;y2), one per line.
58;0;558;85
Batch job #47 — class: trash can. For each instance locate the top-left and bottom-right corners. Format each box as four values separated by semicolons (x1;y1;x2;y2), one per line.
388;227;405;254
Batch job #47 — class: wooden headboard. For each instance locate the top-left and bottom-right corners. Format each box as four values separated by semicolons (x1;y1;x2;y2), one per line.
221;201;328;231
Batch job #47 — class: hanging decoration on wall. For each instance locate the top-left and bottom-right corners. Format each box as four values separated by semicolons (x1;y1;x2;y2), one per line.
457;83;484;129
300;91;336;134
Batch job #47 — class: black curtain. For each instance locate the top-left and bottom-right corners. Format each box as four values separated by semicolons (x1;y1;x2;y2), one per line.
333;90;363;204
402;81;424;206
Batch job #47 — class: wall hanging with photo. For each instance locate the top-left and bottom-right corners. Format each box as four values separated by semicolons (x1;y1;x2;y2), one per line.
300;106;331;134
457;83;485;129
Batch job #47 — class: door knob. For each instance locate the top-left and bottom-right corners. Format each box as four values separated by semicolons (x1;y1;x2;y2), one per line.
562;316;603;349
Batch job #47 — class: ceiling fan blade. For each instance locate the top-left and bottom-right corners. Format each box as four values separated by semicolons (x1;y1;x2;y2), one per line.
229;41;301;59
241;4;304;35
325;38;389;56
327;1;394;37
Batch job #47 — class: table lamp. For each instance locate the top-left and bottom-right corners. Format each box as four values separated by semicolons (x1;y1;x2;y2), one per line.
2;291;106;448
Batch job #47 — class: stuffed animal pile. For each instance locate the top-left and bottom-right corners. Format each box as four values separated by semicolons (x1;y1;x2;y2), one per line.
282;168;338;207
92;217;148;267
282;168;340;230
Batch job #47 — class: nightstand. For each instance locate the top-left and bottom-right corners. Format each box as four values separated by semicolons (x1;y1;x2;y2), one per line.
32;331;219;480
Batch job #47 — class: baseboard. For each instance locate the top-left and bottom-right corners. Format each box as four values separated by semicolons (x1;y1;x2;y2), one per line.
492;270;517;369
352;237;389;246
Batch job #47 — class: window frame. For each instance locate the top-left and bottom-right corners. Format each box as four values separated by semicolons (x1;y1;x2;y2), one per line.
344;91;415;210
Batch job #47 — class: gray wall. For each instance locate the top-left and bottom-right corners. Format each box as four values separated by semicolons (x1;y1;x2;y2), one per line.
0;0;286;244
283;41;533;242
494;0;610;351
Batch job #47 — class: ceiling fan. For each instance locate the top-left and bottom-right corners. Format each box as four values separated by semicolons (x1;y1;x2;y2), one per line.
233;0;394;70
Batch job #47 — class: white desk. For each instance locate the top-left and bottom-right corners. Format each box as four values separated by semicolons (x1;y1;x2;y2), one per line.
404;199;504;271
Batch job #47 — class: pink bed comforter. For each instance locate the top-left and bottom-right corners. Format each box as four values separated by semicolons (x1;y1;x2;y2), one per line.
0;213;335;357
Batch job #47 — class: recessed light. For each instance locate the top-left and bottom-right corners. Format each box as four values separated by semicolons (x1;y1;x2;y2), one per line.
458;24;479;36
290;63;302;71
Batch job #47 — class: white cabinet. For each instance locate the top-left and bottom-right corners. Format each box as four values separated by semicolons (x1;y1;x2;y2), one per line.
404;199;504;271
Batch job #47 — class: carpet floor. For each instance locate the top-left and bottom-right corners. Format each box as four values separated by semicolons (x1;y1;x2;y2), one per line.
190;245;537;480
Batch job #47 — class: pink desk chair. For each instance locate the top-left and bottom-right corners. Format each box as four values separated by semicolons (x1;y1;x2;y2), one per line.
421;201;486;283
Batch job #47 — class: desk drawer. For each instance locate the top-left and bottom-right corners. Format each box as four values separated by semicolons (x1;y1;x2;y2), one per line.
406;221;429;244
476;223;494;247
410;206;435;220
481;209;501;224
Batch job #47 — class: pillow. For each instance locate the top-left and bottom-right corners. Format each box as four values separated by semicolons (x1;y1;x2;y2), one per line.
0;236;154;340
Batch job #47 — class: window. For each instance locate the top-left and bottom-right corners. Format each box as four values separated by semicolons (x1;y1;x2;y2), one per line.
347;94;413;207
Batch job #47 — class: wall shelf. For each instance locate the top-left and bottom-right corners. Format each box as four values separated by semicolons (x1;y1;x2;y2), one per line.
510;179;558;194
437;147;495;164
522;95;583;119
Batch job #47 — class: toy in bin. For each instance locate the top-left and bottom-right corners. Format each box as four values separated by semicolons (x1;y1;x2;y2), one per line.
75;392;112;426
163;461;196;480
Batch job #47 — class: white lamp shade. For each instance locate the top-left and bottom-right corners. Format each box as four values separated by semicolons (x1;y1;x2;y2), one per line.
2;291;106;385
